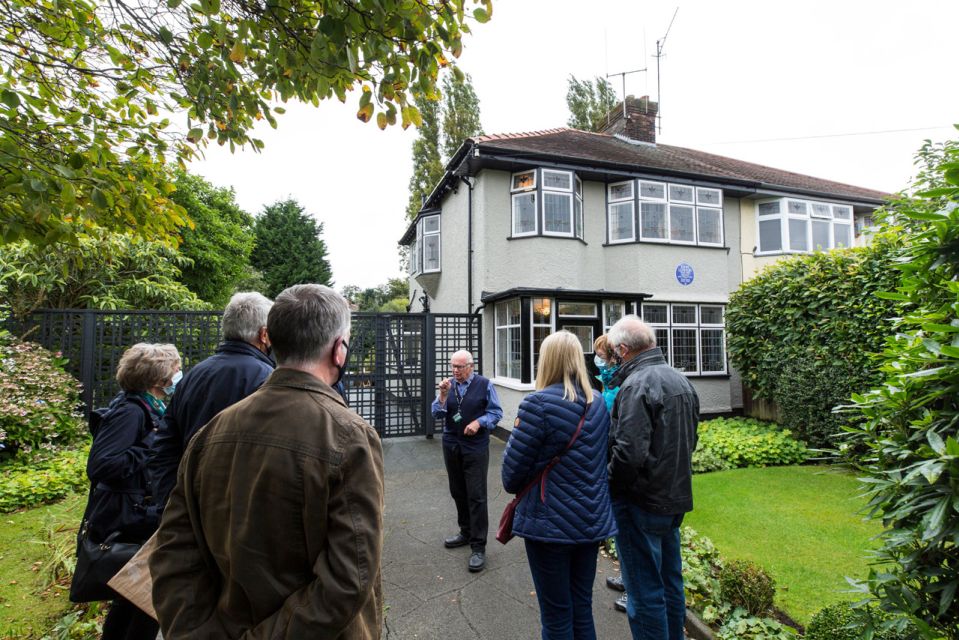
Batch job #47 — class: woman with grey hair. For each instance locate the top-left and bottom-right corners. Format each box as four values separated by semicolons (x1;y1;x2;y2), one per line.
81;342;181;640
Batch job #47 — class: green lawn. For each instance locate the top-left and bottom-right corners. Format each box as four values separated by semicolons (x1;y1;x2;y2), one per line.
685;465;882;625
0;492;85;639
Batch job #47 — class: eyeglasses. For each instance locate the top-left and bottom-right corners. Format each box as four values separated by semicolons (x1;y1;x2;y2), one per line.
451;363;472;370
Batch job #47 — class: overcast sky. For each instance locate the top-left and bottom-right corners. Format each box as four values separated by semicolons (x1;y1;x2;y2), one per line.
188;1;959;290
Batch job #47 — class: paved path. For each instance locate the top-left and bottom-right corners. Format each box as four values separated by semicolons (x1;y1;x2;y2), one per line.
382;436;632;639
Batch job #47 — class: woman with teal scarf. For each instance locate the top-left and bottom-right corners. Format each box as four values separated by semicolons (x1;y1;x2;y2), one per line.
593;334;620;412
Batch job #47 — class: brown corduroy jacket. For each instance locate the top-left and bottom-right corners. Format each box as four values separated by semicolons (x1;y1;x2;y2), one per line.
150;368;384;639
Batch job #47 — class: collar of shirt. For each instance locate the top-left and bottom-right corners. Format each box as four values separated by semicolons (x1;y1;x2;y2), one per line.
454;373;475;397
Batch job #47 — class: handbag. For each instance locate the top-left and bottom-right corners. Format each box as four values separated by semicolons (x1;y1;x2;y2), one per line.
69;520;141;603
496;404;587;545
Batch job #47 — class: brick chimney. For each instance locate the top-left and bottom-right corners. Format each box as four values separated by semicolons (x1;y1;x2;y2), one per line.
598;95;658;143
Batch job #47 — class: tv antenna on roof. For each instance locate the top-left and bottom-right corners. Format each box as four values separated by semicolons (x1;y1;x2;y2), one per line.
654;7;679;135
606;67;648;120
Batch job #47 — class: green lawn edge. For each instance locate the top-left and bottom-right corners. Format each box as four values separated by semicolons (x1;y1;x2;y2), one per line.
685;464;882;625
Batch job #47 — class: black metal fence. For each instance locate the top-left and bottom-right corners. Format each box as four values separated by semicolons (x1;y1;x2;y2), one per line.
6;309;481;439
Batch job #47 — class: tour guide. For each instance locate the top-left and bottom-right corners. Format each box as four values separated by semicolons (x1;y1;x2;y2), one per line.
432;350;502;573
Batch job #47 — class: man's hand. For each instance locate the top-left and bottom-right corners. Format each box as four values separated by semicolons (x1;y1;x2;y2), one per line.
464;420;481;436
438;378;451;402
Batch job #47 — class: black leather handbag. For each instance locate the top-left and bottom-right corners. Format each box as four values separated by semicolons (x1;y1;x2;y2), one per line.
69;521;140;603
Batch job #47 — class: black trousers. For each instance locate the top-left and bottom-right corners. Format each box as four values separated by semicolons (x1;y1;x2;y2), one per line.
442;441;489;551
101;596;159;640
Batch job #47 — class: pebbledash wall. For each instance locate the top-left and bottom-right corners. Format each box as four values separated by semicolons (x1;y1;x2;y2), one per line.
409;168;745;430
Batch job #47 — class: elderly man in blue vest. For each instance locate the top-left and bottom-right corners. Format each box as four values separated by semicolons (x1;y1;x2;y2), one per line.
431;349;503;573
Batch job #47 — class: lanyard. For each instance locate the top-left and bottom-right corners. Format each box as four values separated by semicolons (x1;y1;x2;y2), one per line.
453;378;472;406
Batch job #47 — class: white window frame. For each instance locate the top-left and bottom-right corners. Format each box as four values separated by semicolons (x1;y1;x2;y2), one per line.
531;297;554;381
557;301;598;318
756;197;861;255
640;302;728;377
638;180;670;243
668;203;697;246
494;299;523;381
574;176;584;240
420;215;441;273
603;300;626;332
609;180;636;243
542;169;575;238
511;191;538;237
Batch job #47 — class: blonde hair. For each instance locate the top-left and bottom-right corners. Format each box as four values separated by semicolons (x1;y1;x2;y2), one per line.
593;334;610;359
535;331;593;404
116;343;181;392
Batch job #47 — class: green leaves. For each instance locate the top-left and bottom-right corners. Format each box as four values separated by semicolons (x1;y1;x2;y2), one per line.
0;0;489;249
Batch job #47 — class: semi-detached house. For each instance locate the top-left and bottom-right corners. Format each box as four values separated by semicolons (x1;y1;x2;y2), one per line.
400;96;889;429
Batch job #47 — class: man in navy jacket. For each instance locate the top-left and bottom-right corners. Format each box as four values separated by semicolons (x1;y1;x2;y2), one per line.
150;292;274;508
432;350;502;573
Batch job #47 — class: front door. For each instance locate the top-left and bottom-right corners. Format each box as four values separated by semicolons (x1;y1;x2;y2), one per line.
555;301;604;392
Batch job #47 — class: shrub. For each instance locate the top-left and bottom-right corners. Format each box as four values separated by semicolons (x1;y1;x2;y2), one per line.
695;418;808;469
0;447;89;512
0;332;86;459
717;608;797;640
845;138;959;637
806;602;918;640
726;240;902;449
719;560;776;617
681;527;723;612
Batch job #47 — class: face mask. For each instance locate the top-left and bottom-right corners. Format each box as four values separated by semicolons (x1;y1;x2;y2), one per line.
334;340;350;387
594;355;607;369
163;370;183;397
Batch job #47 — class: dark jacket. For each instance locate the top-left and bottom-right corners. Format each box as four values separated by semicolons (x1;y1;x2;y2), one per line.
608;349;700;514
149;340;274;507
502;385;617;544
83;392;162;543
150;368;385;640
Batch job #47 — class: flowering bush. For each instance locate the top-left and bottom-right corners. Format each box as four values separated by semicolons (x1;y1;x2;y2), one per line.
0;331;86;459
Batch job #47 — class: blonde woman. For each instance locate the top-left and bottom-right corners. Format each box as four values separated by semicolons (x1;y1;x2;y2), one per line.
82;342;180;640
502;331;617;640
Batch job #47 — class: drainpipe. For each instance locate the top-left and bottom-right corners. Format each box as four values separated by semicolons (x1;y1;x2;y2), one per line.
460;176;475;314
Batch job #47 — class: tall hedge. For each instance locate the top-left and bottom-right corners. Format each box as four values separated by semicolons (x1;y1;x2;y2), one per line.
726;241;901;448
845;138;959;638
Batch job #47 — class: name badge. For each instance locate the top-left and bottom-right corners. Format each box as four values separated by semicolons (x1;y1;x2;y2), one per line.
452;411;462;423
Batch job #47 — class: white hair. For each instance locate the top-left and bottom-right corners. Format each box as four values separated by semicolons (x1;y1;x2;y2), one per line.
608;314;657;353
222;292;273;343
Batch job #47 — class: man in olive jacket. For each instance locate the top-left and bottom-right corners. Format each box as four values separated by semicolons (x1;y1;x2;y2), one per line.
607;315;699;640
150;284;385;639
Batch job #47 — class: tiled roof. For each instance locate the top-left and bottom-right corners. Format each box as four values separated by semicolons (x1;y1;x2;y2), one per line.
470;128;890;203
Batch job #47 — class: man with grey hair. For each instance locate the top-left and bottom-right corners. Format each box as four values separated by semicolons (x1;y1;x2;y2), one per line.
606;314;699;640
151;284;385;639
432;349;502;572
150;291;276;508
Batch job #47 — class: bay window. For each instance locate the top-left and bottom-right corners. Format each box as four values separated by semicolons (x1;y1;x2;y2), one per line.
510;168;584;240
608;179;724;246
407;214;440;275
641;302;727;376
756;197;857;255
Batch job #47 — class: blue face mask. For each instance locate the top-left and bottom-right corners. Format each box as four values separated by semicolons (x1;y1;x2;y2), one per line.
163;370;183;397
594;355;608;370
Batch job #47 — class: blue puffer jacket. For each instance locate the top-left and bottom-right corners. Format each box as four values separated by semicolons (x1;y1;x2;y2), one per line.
502;384;617;544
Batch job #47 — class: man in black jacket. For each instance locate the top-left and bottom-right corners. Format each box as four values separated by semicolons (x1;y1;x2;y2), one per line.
150;292;274;508
606;315;699;640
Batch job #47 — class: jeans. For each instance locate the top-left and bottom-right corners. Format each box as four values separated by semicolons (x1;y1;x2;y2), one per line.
443;441;489;550
524;539;599;640
612;500;686;640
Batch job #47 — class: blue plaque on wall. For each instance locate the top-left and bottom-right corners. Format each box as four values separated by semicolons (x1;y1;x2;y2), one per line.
676;262;694;286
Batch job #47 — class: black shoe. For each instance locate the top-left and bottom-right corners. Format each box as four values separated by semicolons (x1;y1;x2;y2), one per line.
468;551;486;572
613;593;628;612
606;574;625;592
444;533;469;548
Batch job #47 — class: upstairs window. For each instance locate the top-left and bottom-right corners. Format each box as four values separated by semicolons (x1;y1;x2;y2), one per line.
511;168;584;240
608;179;724;247
756;198;857;255
407;215;440;275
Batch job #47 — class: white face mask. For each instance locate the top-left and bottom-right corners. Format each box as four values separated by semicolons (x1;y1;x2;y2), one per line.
594;355;607;369
163;370;183;396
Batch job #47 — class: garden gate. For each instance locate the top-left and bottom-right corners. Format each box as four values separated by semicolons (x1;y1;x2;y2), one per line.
7;309;481;439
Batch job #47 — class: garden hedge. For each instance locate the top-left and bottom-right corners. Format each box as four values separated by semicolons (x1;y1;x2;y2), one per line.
726;241;902;448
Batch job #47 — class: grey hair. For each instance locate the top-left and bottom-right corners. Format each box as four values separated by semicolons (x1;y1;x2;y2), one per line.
221;292;274;343
451;350;474;365
116;343;181;392
268;284;351;367
608;314;657;353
